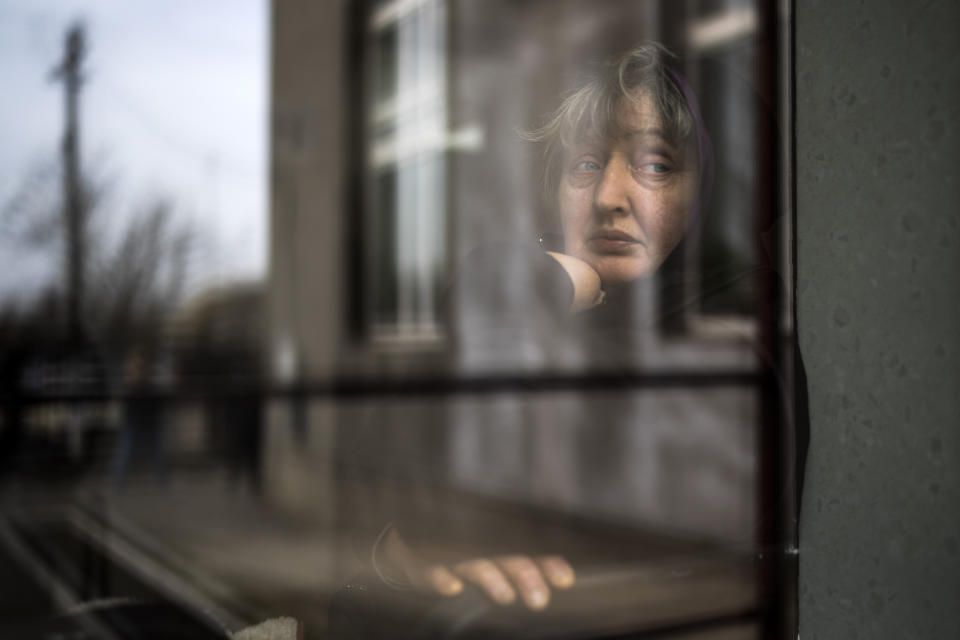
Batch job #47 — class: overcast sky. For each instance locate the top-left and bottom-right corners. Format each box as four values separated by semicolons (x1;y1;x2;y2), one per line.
0;0;268;304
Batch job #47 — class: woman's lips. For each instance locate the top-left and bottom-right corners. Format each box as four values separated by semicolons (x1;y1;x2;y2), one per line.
586;230;643;254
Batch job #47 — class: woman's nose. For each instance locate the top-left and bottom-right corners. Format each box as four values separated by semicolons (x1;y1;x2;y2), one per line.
593;156;631;215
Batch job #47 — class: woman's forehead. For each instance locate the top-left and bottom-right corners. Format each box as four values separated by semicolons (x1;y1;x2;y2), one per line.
616;92;663;128
566;96;681;153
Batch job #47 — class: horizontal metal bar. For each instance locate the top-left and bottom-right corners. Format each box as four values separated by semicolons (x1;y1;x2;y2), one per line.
5;369;765;405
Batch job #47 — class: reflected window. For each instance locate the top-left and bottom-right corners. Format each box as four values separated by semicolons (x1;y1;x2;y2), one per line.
364;0;450;342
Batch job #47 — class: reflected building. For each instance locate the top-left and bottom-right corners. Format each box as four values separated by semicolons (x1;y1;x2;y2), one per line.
267;0;790;635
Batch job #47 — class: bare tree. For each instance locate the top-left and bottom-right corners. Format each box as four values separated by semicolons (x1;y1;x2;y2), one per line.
84;197;194;345
1;162;197;348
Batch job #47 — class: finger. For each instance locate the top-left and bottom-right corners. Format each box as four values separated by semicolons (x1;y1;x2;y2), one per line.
454;559;516;605
537;555;575;590
498;555;550;610
424;564;463;597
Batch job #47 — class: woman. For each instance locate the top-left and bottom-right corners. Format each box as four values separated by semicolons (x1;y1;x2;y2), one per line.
362;43;717;612
530;41;710;311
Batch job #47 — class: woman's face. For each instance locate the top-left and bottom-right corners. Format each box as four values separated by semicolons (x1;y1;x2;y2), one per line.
556;92;697;288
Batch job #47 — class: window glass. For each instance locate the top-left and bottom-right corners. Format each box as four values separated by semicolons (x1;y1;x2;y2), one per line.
0;2;798;638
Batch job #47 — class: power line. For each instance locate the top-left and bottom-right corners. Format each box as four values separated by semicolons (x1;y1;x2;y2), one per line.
95;74;260;182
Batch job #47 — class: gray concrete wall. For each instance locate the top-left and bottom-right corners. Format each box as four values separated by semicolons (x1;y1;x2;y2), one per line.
796;1;960;637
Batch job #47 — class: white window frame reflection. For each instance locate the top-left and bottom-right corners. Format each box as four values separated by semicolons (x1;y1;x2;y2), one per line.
365;0;450;345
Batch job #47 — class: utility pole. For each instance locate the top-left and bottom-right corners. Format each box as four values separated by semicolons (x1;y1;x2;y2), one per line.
51;22;87;344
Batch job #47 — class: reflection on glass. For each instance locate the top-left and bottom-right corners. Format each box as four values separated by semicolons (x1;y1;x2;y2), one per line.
0;2;797;639
367;0;448;340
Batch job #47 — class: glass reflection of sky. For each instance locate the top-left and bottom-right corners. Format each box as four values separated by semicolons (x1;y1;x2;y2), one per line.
0;0;268;301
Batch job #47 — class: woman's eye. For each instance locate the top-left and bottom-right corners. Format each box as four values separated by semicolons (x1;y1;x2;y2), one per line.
572;160;602;172
636;162;671;175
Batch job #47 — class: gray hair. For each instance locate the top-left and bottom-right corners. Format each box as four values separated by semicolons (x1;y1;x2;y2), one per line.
523;43;695;203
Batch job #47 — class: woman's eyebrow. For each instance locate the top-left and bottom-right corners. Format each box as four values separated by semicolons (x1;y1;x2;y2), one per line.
624;127;677;148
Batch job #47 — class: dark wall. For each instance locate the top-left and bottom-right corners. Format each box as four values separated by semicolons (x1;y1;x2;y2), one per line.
796;1;960;637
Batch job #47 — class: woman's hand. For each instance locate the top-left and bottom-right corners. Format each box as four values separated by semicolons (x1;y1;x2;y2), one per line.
378;527;575;610
544;252;605;313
